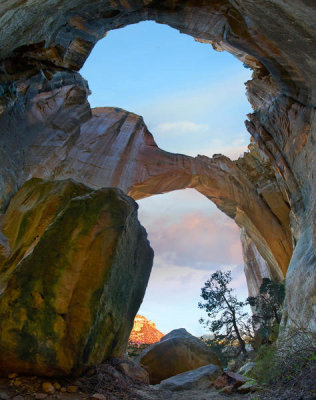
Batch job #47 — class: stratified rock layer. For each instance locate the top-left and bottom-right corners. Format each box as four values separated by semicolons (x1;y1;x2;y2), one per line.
0;0;315;343
129;315;164;344
241;228;273;298
0;178;153;376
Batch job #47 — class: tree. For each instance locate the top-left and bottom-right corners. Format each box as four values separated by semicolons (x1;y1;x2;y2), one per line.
198;270;250;357
247;278;285;340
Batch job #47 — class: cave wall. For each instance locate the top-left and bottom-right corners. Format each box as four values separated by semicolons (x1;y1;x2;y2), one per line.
0;0;315;343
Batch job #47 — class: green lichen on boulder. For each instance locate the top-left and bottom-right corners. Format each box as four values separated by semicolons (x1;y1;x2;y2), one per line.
0;178;153;376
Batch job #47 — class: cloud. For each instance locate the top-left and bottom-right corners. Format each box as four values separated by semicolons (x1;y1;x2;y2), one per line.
137;195;249;336
138;71;251;125
155;121;209;135
175;134;250;160
142;210;243;270
133;71;252;160
139;257;249;336
139;261;217;335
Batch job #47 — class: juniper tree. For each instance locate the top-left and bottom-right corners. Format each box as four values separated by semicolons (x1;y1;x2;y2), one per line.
247;278;285;340
198;270;250;357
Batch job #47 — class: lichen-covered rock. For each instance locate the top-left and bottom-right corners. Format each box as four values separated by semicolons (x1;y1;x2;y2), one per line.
137;329;221;384
0;178;153;376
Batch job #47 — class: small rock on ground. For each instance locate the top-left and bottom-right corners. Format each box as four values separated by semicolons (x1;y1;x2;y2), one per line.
34;393;48;399
91;394;106;400
42;383;55;394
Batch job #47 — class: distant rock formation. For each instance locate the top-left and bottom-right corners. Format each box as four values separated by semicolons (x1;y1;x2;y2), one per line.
129;315;164;344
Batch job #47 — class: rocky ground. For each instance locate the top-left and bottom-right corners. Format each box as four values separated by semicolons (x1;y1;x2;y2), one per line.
0;363;254;400
0;377;252;400
136;387;248;400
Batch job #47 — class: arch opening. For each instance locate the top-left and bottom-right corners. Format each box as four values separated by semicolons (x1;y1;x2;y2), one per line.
80;21;252;160
74;21;291;299
137;188;250;336
79;21;254;334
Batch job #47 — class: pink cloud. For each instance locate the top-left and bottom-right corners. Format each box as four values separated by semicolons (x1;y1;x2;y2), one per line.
143;210;243;269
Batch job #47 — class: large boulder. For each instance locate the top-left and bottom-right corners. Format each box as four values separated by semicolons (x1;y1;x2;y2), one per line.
159;364;221;391
137;328;221;384
0;178;153;376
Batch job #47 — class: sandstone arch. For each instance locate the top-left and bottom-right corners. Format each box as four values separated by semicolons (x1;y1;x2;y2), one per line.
24;106;291;280
0;0;315;373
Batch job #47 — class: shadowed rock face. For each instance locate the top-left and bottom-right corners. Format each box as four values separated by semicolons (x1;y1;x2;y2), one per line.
241;228;273;298
0;0;315;361
1;0;315;106
0;178;153;376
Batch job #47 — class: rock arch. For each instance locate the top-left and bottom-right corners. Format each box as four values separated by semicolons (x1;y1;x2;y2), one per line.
0;0;315;374
20;106;291;281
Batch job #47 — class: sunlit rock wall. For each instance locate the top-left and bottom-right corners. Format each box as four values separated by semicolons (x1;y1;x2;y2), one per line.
129;315;164;344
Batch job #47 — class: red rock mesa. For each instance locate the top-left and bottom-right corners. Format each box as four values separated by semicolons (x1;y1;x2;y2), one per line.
129;315;164;344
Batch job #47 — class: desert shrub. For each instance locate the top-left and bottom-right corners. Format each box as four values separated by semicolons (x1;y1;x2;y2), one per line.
127;341;150;358
202;336;238;367
254;325;316;400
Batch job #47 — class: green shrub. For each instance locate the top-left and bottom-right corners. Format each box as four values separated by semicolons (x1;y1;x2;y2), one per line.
126;341;150;358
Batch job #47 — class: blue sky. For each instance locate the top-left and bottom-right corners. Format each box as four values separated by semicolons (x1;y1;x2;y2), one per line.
81;21;252;336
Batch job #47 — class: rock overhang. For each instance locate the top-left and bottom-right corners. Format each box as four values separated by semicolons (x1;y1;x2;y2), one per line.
1;1;315;106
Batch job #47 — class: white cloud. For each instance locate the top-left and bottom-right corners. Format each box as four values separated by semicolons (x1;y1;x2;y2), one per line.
138;71;251;127
137;190;249;336
179;135;249;160
142;210;243;269
139;259;249;336
155;121;209;135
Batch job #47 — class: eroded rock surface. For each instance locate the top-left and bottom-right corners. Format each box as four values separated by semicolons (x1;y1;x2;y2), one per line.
241;228;273;298
0;178;153;376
